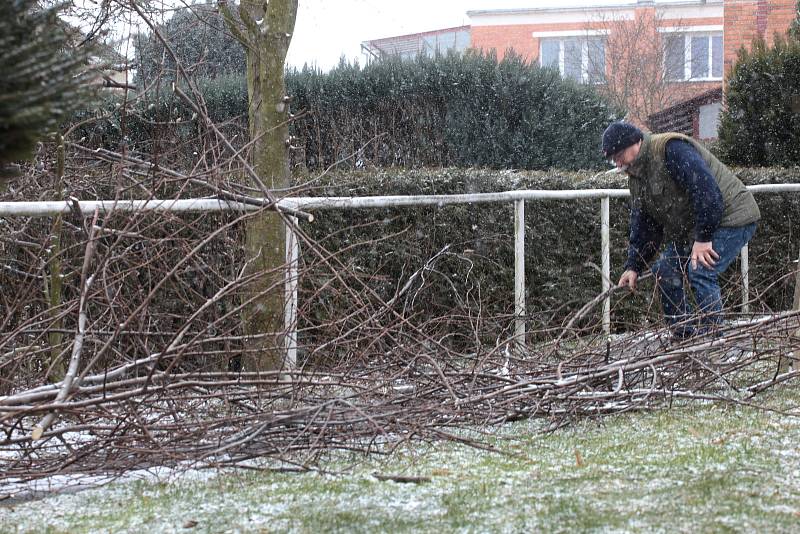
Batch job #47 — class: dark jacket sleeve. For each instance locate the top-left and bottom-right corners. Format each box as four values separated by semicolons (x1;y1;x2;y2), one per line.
624;201;663;274
664;139;724;242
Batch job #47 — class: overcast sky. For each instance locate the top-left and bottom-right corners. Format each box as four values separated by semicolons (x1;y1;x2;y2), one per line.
286;0;633;70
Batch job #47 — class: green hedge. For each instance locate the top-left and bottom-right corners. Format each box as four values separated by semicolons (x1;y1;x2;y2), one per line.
299;166;800;338
288;52;619;172
83;52;620;173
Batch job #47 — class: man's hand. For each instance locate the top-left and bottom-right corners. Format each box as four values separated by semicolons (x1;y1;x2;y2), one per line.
691;241;719;270
618;269;639;291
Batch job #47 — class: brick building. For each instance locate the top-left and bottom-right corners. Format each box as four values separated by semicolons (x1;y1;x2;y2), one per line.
468;0;797;138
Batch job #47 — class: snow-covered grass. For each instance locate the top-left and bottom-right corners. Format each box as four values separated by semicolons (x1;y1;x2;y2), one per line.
3;386;800;533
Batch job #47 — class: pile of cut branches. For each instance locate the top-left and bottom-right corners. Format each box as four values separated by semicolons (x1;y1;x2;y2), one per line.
2;290;798;486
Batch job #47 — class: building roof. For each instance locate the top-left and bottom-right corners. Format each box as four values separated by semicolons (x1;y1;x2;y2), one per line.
467;0;722;17
361;26;470;62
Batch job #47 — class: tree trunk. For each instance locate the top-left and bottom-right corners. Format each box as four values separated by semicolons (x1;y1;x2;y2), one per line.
225;0;298;371
46;135;66;381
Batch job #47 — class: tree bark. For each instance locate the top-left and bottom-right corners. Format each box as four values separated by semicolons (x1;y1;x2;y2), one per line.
794;246;800;311
222;0;298;371
46;135;66;381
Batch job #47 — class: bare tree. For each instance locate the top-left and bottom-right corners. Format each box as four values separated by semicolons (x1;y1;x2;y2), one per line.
585;9;693;125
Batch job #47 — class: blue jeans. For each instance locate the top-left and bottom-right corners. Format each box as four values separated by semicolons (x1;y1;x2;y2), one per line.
651;223;756;337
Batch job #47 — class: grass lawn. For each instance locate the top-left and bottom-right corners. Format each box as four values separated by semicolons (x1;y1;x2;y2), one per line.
3;386;800;533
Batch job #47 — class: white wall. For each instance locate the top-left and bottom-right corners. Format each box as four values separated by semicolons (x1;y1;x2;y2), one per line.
698;102;721;139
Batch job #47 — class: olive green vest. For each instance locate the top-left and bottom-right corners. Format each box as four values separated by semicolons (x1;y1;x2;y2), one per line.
626;133;760;244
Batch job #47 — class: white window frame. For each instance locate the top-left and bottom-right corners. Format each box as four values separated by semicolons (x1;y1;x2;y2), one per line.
533;30;608;84
660;28;723;82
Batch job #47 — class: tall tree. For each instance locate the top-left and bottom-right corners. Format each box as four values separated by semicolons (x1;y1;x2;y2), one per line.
219;0;298;370
134;4;246;84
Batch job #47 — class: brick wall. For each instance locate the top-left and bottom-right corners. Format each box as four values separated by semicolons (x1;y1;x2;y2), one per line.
470;25;539;62
723;0;796;75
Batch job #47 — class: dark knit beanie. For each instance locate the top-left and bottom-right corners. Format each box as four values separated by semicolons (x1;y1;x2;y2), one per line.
601;121;643;158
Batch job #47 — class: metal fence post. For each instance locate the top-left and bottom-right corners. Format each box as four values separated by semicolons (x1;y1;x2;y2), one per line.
794;245;800;311
285;216;299;369
601;196;611;335
789;246;800;373
741;244;750;314
514;199;526;349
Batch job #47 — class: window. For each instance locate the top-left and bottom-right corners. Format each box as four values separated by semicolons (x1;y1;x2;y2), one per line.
664;33;723;81
539;37;605;83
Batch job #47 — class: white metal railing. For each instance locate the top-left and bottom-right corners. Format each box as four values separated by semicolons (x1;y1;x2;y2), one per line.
2;183;800;358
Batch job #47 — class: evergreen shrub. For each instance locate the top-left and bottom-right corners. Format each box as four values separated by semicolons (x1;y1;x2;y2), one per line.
97;51;620;172
717;33;800;166
288;52;618;171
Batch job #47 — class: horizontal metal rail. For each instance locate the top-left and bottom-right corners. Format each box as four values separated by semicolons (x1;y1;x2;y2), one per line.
2;184;799;216
2;183;799;354
0;189;631;217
